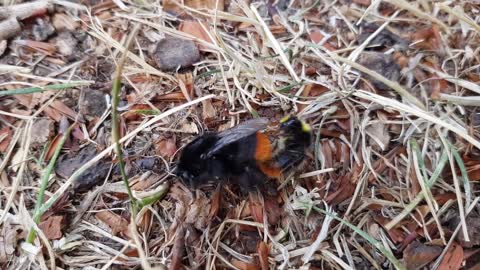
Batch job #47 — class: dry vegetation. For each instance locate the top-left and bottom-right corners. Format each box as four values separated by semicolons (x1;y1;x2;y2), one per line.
0;0;480;269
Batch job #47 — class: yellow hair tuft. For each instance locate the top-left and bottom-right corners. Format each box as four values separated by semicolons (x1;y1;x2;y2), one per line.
280;115;291;123
301;122;311;132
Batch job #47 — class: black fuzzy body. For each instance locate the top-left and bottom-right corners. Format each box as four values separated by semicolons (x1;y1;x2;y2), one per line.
175;116;311;190
175;118;268;189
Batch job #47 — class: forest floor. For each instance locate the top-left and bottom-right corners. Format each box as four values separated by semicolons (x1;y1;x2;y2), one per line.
0;0;480;269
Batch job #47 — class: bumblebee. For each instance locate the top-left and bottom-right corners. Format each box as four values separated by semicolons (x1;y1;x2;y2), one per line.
174;115;312;190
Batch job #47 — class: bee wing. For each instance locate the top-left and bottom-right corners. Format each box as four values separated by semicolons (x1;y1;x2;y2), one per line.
206;117;269;157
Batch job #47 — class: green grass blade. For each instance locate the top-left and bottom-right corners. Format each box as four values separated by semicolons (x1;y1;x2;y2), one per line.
0;82;91;96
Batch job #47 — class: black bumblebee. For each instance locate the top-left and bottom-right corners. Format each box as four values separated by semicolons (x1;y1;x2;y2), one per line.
174;116;312;190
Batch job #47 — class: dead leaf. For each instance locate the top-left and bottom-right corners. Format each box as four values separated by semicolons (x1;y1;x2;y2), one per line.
15;39;56;55
298;84;329;112
366;121;391;152
41;192;71;221
0;127;12;152
434;193;457;205
163;0;224;15
464;248;480;267
268;24;286;34
403;241;442;270
353;0;371;5
411;25;443;53
184;192;211;230
264;196;281;225
156;138;177;158
208;187;221;219
138;210;152;234
122;248;139;259
393;51;409;68
169;225;186;270
44;106;63;122
52;13;79;31
123;104;151;122
438;243;464;270
309;30;336;51
49;100;77;120
248;196;264;224
153;92;187;102
0;220;22;263
13;91;45;110
179;20;213;50
72;125;85;140
231;259;260;270
461;155;480;182
179;121;199;134
38;215;64;240
202;99;216;120
410;165;421;196
130;173;162;191
257;241;270;270
373;214;406;243
176;72;194;100
45;133;62;161
95;211;130;236
325;173;356;205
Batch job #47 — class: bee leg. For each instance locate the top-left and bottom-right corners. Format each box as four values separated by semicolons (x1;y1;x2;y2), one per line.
207;156;228;182
263;179;278;197
237;165;266;194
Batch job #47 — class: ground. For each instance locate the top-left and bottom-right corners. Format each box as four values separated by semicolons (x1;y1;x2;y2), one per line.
0;0;480;269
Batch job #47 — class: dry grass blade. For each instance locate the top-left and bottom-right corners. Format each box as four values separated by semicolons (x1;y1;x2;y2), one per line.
388;0;449;32
331;54;425;109
354;91;480;150
436;3;480;32
0;121;32;224
38;95;214;218
432;197;480;269
1;0;479;268
439;136;470;242
438;94;480;106
421;65;480;95
411;140;445;244
87;20;175;80
313;205;406;270
385;149;449;230
302;205;334;263
250;4;300;82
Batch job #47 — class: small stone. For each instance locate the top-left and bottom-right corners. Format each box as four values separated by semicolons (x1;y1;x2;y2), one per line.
152;37;200;71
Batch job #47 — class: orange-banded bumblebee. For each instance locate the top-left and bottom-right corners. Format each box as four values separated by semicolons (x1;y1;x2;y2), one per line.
174;116;312;190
